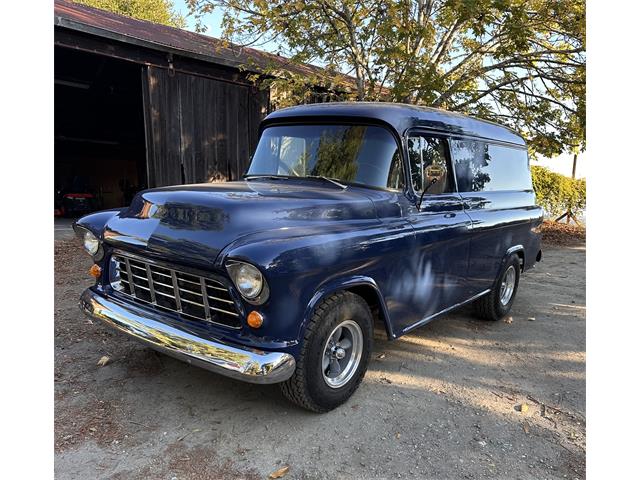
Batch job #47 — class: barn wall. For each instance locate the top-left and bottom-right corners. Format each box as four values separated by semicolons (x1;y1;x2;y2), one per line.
143;66;268;188
142;66;182;187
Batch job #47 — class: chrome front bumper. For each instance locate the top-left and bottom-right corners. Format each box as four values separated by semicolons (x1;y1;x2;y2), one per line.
79;289;296;384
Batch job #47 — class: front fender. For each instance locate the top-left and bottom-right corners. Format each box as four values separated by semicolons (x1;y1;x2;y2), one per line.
298;275;394;343
217;220;414;353
73;208;124;238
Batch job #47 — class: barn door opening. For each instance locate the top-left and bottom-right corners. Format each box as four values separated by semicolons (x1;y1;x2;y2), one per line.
55;47;147;213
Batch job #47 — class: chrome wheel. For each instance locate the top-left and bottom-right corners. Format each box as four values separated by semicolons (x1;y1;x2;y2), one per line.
499;265;516;306
322;320;363;389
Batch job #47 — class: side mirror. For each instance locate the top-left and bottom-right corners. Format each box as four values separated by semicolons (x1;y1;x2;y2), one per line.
417;178;438;210
417;165;445;209
424;164;445;184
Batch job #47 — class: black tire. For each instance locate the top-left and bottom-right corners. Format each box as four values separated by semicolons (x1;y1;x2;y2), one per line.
474;254;521;321
280;291;373;412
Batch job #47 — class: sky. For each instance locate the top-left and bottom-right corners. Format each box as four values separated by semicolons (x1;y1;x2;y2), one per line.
173;1;587;179
533;152;586;179
174;2;223;39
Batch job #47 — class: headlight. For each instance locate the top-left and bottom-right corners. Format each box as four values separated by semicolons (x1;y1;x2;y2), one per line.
83;230;100;255
226;261;265;300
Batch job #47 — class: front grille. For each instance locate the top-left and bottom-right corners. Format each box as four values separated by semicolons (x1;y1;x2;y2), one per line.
111;253;241;328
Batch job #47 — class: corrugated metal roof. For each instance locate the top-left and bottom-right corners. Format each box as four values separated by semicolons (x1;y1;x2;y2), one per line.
54;0;355;88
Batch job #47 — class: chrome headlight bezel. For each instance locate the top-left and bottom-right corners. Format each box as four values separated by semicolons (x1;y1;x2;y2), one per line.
74;226;104;261
225;260;269;304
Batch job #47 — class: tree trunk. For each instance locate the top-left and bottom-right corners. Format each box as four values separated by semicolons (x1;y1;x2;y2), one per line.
354;65;365;100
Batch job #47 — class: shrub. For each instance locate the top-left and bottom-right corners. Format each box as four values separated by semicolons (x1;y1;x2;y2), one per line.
531;165;586;217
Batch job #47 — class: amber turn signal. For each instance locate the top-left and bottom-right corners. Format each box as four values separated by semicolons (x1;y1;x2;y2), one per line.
89;264;102;278
247;311;264;329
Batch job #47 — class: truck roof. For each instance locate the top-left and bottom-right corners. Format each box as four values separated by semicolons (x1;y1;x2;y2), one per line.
263;102;526;147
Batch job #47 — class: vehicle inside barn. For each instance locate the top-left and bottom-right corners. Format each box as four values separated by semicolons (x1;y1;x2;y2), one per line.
55;47;147;214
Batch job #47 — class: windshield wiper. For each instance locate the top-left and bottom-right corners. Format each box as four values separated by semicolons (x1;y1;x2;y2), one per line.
303;176;347;190
243;174;290;181
244;174;347;190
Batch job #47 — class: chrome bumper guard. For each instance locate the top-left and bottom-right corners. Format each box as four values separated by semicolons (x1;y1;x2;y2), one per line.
79;289;296;384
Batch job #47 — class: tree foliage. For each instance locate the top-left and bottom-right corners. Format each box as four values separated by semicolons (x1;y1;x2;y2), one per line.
75;0;186;28
531;165;585;217
186;0;585;156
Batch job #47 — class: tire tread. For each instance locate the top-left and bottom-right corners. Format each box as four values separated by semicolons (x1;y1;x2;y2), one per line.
474;287;499;320
280;291;369;412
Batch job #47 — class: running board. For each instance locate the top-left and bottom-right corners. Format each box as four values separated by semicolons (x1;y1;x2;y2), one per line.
397;289;491;337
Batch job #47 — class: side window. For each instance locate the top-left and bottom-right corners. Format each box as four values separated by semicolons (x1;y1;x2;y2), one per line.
407;135;452;195
451;139;532;192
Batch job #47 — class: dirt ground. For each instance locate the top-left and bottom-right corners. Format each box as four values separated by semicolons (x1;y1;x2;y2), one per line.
54;240;585;479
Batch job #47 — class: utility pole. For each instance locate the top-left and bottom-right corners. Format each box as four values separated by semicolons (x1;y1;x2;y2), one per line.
555;151;581;225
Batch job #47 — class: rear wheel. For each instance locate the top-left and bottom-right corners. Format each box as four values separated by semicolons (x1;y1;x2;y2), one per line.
280;291;373;412
474;254;521;321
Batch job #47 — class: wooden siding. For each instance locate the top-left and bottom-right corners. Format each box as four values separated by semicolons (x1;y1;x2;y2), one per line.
143;66;268;188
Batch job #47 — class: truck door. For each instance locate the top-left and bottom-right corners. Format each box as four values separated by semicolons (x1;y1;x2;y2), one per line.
393;132;472;335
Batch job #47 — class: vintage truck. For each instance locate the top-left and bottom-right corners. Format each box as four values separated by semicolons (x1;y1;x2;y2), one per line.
76;102;542;412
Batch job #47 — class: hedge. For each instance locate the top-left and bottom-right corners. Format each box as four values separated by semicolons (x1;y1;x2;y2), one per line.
530;165;586;217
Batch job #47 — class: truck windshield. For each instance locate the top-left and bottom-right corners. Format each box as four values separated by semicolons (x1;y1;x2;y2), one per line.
247;124;403;190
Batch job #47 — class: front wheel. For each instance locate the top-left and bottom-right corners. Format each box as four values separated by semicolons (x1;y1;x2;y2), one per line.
280;291;373;412
473;254;521;321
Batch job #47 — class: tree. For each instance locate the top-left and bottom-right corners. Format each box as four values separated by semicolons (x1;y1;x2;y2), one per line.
186;0;585;157
75;0;186;28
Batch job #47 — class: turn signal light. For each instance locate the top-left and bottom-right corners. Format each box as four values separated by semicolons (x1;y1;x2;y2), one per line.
247;311;264;329
89;264;102;278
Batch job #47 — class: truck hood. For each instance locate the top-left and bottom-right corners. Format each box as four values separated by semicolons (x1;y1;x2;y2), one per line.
103;179;379;268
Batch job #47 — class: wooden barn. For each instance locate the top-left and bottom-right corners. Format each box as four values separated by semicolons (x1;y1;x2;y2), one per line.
54;0;350;211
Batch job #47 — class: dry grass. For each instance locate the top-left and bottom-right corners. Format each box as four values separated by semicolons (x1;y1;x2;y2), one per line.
541;220;586;247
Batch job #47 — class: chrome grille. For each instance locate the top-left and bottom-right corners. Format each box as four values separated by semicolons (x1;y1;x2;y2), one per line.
111;253;241;328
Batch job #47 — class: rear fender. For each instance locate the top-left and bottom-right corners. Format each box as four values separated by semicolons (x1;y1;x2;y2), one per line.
505;245;525;271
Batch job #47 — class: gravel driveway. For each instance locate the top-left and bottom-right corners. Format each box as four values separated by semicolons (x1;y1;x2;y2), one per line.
54;241;585;479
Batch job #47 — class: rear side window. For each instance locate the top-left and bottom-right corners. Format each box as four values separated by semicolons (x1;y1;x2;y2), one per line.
407;135;453;195
451;140;532;192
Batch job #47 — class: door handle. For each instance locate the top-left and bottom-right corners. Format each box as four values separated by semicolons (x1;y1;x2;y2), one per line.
444;213;456;218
